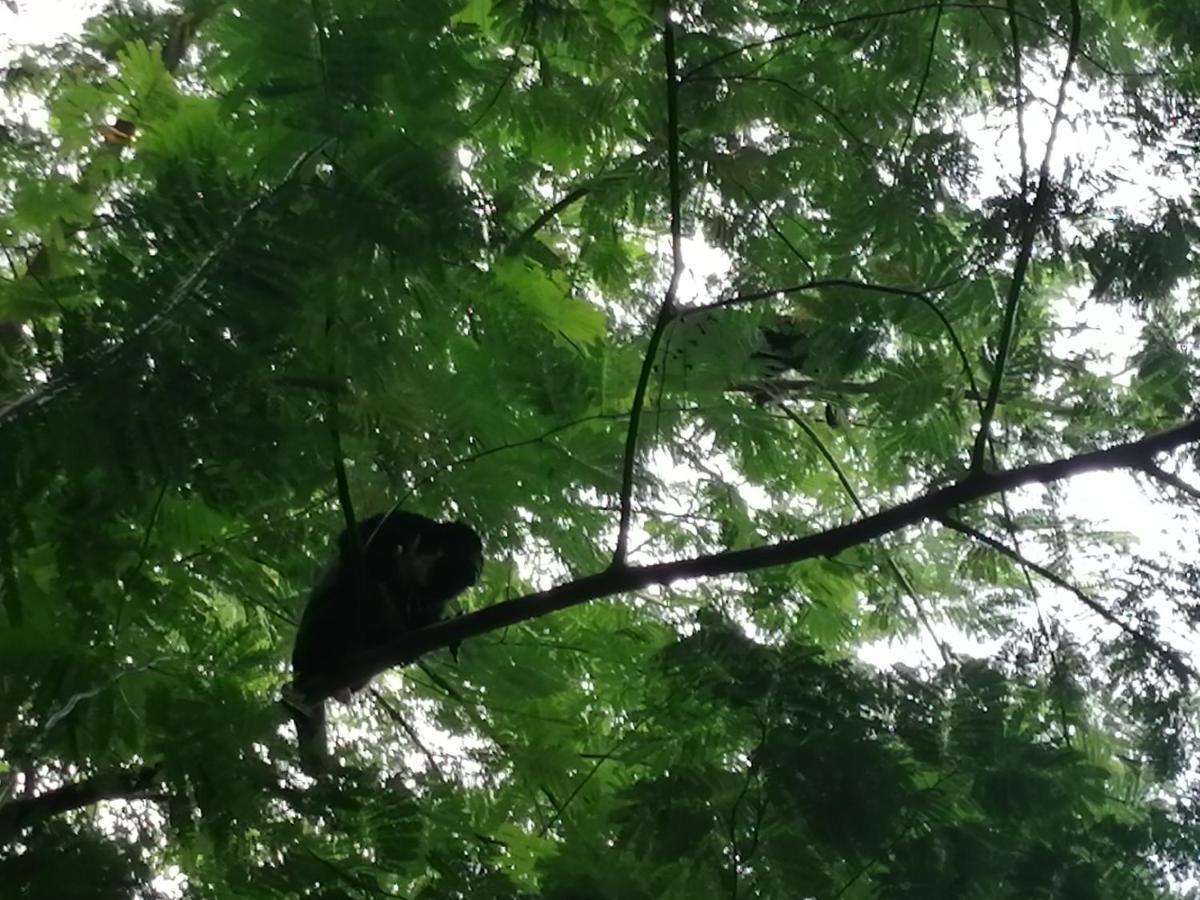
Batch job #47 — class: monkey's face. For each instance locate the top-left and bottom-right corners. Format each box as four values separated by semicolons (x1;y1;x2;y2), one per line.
389;522;482;600
429;522;483;595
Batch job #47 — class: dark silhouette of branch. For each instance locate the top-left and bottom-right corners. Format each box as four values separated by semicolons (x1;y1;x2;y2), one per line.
776;401;951;663
685;3;954;80
613;10;685;564
0;765;160;839
370;689;442;778
970;0;1082;469
729;377;1074;415
469;20;531;130
685;3;1123;83
1007;0;1031;198
683;277;931;317
1141;462;1200;502
503;185;591;258
899;2;944;159
937;515;1198;681
294;415;1200;702
689;74;877;164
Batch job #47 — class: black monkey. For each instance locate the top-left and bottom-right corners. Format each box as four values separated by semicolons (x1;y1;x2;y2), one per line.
288;511;483;764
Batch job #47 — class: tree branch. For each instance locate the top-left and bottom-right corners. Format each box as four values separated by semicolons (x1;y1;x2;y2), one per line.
686;278;982;434
295;415;1200;702
937;515;1197;680
613;8;685;564
503;185;591;258
899;2;944;160
970;0;1082;469
0;765;160;839
0;140;332;429
777;401;953;663
1140;461;1200;502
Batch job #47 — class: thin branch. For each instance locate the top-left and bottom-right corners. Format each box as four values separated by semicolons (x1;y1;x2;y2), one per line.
397;408;646;508
691;74;877;164
937;515;1198;681
114;481;170;638
296;415;1200;702
831;769;960;898
1007;0;1031;199
685;3;954;80
778;402;953;664
685;3;1121;82
613;9;685;565
324;333;362;561
685;278;982;435
1140;462;1200;502
970;0;1082;470
538;743;618;838
730;377;1074;415
688;276;936;317
369;689;443;778
751;196;817;279
469;24;531;130
899;1;944;160
503;185;591;258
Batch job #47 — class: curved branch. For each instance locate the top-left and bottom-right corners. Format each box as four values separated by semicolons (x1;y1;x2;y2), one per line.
685;3;953;80
777;401;952;663
686;3;1119;82
899;2;944;160
0;140;332;429
1141;462;1200;502
690;74;877;164
295;415;1200;702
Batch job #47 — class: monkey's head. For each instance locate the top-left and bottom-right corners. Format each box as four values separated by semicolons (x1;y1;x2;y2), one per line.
433;521;484;591
394;520;483;601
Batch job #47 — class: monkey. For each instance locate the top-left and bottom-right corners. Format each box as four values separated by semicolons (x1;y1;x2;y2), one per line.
286;511;483;765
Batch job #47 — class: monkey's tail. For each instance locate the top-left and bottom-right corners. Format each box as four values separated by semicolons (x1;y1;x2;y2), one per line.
281;685;328;771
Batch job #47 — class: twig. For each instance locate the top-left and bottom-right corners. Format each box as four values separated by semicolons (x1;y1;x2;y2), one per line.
1007;0;1030;198
690;74;876;164
899;1;944;160
503;185;592;258
777;402;953;665
369;689;443;778
685;3;1121;82
684;278;982;440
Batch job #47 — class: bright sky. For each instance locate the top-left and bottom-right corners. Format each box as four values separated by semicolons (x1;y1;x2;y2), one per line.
0;0;102;52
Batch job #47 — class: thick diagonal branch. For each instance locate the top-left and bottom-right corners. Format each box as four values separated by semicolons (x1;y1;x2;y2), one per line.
295;416;1200;702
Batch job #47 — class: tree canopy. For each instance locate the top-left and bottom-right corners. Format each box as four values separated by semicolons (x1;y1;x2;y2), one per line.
4;0;1200;897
